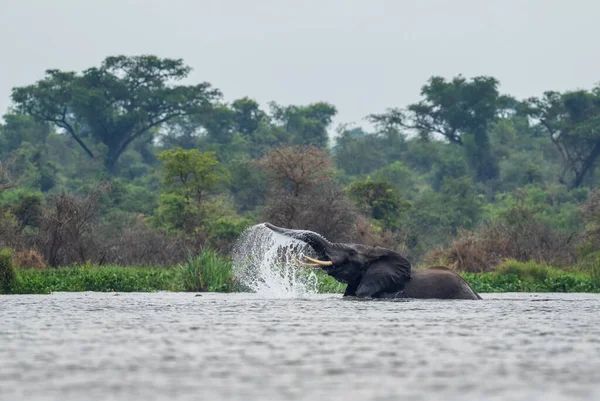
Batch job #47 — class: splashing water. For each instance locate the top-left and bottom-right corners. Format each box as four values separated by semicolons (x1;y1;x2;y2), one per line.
231;223;321;298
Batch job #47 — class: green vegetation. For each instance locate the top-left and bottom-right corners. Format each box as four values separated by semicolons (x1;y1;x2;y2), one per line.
460;260;600;293
315;272;346;294
0;248;17;292
176;250;236;292
2;54;600;294
6;264;178;294
2;252;599;295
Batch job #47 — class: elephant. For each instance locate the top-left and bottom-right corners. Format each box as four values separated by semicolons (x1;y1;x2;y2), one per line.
264;223;482;300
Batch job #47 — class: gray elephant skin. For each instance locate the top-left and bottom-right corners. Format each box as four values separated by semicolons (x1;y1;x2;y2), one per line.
265;223;482;300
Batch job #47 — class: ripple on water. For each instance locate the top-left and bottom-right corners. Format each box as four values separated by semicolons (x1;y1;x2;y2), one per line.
0;292;600;401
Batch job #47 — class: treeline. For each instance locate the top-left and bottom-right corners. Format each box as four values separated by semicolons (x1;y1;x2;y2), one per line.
1;55;599;272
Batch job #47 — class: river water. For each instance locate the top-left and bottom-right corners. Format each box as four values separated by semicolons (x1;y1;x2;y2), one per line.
1;292;599;401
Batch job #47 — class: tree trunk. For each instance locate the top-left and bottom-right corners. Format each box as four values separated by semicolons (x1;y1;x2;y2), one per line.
104;148;120;175
572;142;600;188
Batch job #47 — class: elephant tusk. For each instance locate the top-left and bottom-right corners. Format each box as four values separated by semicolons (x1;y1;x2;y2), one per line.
292;256;321;268
302;255;333;266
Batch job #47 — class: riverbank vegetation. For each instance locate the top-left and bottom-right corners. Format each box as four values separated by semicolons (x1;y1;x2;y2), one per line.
2;54;600;294
1;249;599;295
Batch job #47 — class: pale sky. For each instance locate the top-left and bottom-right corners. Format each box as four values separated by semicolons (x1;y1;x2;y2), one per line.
1;0;598;131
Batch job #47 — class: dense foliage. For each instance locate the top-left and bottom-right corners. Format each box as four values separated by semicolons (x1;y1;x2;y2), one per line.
2;54;600;279
2;254;598;295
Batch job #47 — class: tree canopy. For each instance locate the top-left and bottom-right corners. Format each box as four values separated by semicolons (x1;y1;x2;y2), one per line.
388;75;512;181
2;55;599;269
11;55;221;173
524;86;600;188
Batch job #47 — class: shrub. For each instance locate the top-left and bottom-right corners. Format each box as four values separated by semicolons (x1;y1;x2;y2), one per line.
0;248;18;292
176;249;234;292
427;205;578;272
12;249;47;269
37;185;108;267
98;214;194;266
495;259;552;281
256;145;358;242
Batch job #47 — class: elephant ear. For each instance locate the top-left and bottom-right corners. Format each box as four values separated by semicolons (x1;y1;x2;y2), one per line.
355;247;412;297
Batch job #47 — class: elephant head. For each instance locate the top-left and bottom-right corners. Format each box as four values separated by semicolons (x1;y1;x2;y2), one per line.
264;223;412;297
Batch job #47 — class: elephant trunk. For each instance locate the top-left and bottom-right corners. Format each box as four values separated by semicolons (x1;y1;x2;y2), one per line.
264;223;332;258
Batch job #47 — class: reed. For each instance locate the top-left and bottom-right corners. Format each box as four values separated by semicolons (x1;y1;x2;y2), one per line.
176;249;236;292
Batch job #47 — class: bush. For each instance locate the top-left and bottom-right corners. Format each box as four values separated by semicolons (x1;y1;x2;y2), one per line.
12;249;47;269
98;214;194;266
495;259;553;281
0;248;18;292
427;202;578;272
256;145;358;242
176;249;235;292
37;186;108;267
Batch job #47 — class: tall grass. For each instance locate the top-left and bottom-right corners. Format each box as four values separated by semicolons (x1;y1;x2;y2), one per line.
176;249;235;292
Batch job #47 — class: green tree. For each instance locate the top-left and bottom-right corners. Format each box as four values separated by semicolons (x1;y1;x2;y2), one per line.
334;127;388;176
154;148;248;249
346;178;411;230
231;97;268;137
333;124;407;177
524;86;600;188
157;148;229;204
11;55;220;174
370;162;416;198
403;75;508;181
0;113;51;156
270;102;337;147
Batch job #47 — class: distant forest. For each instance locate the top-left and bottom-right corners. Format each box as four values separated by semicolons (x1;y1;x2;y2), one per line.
1;55;599;271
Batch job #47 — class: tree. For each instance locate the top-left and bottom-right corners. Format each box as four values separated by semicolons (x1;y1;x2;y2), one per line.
154;148;232;236
270;102;337;148
231;97;268;137
157;148;229;204
0;155;18;193
333;124;407;177
524;87;600;188
0;113;59;192
160;97;281;160
255;145;356;241
202;97;274;148
11;55;221;173
401;75;508;181
346;178;411;230
255;145;334;197
0;113;51;156
333;127;387;176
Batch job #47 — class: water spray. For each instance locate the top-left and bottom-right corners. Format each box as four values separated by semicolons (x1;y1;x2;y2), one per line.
231;223;322;298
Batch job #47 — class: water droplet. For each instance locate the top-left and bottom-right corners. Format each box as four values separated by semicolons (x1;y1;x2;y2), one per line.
231;223;320;298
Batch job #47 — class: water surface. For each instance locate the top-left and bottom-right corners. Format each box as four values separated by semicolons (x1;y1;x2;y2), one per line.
1;292;599;401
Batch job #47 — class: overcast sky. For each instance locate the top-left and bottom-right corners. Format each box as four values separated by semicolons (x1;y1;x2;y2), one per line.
1;0;598;130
